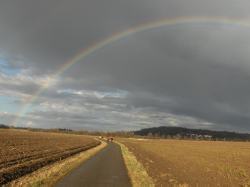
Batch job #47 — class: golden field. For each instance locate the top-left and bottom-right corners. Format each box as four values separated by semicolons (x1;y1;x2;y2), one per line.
118;138;250;187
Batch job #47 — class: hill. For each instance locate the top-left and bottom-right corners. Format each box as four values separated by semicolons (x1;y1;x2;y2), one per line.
0;124;10;129
134;126;250;140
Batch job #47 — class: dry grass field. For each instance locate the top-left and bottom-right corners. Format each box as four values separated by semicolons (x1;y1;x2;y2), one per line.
118;138;250;187
0;129;100;185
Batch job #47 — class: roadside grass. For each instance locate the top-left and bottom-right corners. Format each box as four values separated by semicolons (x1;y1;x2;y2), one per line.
7;140;107;187
116;141;155;187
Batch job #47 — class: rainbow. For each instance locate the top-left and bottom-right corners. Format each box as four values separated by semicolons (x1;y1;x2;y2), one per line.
11;16;250;127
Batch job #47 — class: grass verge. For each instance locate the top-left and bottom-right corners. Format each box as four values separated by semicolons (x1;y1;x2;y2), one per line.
116;141;155;187
6;140;107;187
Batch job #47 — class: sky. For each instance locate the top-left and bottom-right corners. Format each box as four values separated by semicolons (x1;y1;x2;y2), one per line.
1;0;250;132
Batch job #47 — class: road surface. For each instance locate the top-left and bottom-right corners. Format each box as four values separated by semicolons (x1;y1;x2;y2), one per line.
55;142;132;187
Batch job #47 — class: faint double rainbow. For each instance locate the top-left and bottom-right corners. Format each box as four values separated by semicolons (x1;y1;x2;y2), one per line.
11;16;250;126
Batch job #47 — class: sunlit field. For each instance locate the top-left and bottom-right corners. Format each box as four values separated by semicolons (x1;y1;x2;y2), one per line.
0;129;99;185
119;138;250;186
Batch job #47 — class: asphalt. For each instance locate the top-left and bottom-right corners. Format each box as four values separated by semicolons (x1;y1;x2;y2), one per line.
55;142;132;187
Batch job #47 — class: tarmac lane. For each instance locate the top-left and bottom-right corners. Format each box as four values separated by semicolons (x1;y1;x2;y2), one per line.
55;142;132;187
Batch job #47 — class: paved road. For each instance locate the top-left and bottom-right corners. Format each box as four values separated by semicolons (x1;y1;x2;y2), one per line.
55;142;132;187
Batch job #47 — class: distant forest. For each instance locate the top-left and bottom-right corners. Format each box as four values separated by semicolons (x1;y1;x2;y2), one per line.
134;126;250;141
0;124;10;129
1;124;250;141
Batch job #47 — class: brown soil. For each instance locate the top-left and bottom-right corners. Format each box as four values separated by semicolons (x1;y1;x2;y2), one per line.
0;129;100;185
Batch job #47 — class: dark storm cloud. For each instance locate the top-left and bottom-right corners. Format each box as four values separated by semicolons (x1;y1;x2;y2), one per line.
0;0;159;72
62;25;250;131
1;0;250;71
1;0;250;131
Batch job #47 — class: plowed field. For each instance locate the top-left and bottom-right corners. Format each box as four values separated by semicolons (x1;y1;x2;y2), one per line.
0;129;100;185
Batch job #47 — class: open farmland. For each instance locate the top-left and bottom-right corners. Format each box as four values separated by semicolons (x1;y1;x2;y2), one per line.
0;129;100;185
119;138;250;187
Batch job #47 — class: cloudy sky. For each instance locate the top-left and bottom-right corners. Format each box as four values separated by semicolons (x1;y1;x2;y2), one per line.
1;0;250;132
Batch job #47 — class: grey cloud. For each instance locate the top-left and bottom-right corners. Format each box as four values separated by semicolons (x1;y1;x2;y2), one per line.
1;0;250;72
1;1;250;131
65;25;250;131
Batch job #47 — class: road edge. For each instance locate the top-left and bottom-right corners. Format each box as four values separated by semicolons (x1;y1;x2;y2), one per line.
116;141;155;187
7;139;107;187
